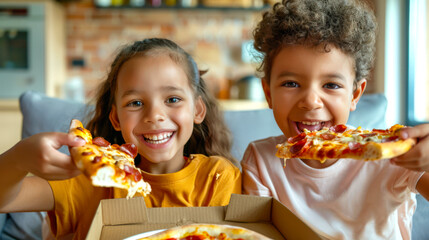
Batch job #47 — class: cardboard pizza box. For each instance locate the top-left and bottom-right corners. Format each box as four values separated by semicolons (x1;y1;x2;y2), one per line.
86;194;321;240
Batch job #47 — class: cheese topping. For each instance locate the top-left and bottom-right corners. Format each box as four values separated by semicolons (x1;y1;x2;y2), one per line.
293;125;402;147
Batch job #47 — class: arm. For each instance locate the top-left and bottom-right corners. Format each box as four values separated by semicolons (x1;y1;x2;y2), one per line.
416;173;429;201
0;132;85;212
391;123;429;200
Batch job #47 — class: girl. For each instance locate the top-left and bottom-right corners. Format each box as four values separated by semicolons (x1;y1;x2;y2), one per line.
0;38;241;239
241;0;429;239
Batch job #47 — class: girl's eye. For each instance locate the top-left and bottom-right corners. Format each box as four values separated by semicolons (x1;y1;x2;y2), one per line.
166;97;181;104
126;100;143;107
282;81;299;88
324;83;341;89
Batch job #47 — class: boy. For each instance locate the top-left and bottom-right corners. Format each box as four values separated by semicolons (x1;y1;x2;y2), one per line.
242;0;429;239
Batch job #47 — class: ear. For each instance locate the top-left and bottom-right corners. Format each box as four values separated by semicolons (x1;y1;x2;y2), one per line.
350;79;367;112
261;77;273;109
194;96;206;124
109;104;121;131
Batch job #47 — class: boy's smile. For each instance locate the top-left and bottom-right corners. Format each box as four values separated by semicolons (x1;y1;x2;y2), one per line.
263;44;366;139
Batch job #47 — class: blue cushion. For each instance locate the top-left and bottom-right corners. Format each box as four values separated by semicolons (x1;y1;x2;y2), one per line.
20;91;93;139
347;93;387;129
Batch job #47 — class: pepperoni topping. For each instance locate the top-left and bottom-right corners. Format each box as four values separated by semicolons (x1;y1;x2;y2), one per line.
372;129;388;134
92;137;110;147
382;136;399;142
330;124;347;133
288;132;306;143
320;133;336;140
93;156;102;163
182;236;206;240
124;165;142;182
120;143;138;158
290;139;307;154
348;142;362;150
360;133;377;138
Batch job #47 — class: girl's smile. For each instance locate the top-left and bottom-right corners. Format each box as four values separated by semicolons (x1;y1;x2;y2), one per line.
140;131;175;148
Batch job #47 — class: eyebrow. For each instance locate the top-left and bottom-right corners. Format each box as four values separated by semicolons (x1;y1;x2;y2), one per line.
121;89;140;98
120;86;185;98
277;71;347;81
323;73;347;81
277;71;299;78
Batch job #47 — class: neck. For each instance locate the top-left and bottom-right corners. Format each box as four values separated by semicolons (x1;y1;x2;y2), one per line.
137;154;186;174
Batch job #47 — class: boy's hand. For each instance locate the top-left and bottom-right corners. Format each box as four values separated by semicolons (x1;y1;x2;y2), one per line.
13;132;86;180
390;124;429;172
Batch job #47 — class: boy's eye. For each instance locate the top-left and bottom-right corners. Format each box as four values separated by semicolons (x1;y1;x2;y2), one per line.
126;100;143;107
282;81;299;88
166;97;181;104
324;83;341;89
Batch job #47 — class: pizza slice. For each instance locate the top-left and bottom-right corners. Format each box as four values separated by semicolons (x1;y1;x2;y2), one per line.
276;124;416;163
137;224;271;240
69;119;151;198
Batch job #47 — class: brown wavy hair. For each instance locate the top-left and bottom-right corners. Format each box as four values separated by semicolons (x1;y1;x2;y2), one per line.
253;0;377;85
86;38;237;166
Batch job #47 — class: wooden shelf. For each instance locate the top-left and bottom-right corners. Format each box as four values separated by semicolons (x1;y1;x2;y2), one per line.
94;4;270;11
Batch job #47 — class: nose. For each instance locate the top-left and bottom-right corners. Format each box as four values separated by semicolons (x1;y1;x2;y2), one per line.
297;89;324;110
142;104;165;123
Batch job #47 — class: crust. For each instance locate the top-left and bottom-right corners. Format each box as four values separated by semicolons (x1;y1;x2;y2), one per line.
138;224;271;240
364;138;416;160
69;144;101;172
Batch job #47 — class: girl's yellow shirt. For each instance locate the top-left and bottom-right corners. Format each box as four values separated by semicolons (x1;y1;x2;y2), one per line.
47;154;241;240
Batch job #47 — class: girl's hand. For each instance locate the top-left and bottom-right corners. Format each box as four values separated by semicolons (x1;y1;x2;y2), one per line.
11;132;85;180
390;124;429;172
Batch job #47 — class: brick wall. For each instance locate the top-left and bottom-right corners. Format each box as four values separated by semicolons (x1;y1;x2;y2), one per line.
64;0;263;100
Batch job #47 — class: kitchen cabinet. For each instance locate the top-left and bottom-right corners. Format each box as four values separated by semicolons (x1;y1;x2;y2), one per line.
0;0;65;153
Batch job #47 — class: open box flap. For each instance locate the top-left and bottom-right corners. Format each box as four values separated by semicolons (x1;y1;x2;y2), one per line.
101;197;149;225
272;199;322;240
224;194;272;222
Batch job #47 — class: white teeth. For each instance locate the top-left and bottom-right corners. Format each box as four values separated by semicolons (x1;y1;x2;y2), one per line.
301;121;321;125
143;132;173;143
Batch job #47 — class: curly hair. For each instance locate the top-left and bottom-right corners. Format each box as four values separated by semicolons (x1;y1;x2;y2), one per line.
86;38;238;166
253;0;377;84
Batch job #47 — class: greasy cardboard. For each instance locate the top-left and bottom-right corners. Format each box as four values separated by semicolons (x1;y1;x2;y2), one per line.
86;194;321;240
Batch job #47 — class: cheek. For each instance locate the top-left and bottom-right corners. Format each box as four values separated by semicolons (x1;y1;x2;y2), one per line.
173;108;195;129
329;97;353;123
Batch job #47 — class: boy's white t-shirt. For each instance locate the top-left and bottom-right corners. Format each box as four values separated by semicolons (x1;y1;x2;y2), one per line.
241;135;425;240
